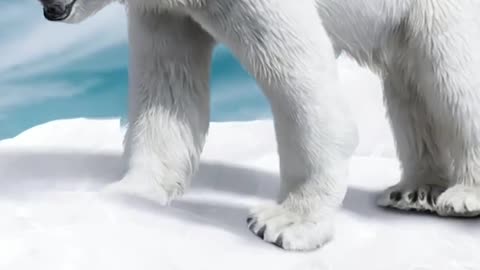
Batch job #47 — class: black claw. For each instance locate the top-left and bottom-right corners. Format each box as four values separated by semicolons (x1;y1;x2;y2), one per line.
246;217;253;224
390;191;402;202
274;235;284;248
256;225;267;239
431;189;443;207
407;191;418;203
419;190;427;201
431;194;439;207
427;192;434;206
462;202;469;213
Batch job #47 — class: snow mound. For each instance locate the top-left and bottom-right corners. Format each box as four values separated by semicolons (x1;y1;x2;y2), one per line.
0;117;479;270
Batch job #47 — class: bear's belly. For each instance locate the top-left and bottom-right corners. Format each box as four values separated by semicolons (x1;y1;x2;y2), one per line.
316;0;412;64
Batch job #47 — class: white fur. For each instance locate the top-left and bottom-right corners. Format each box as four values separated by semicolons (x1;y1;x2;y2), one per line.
40;0;480;251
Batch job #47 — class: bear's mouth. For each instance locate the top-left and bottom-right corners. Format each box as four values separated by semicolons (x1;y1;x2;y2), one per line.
43;0;78;21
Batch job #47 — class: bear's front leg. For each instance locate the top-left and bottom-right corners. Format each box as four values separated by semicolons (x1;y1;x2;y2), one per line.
192;0;358;251
108;10;215;204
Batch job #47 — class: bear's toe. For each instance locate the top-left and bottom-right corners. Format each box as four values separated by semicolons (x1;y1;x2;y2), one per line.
377;183;444;213
247;204;333;251
101;169;183;205
436;185;480;217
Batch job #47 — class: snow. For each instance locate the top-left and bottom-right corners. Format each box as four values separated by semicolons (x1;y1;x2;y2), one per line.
1;57;479;270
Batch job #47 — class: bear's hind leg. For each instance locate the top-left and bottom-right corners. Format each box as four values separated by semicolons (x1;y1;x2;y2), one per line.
404;4;480;217
106;11;215;204
377;71;447;213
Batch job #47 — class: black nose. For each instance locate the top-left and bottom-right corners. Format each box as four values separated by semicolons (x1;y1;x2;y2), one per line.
43;2;70;21
45;4;66;15
41;0;76;21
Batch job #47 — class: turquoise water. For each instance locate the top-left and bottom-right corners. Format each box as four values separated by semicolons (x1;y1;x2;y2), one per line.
0;2;270;139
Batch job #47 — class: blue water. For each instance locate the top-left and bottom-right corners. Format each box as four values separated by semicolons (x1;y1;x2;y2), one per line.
0;1;270;139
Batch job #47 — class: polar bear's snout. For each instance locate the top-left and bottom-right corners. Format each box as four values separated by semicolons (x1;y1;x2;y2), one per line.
39;0;77;21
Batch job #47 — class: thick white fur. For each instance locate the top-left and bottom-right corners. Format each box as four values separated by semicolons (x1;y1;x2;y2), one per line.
43;0;480;250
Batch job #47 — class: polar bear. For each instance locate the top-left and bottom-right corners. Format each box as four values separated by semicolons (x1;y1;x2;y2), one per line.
38;0;480;251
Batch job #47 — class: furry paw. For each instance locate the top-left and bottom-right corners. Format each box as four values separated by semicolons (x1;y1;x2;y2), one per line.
102;169;184;205
435;185;480;217
377;184;444;212
247;204;333;251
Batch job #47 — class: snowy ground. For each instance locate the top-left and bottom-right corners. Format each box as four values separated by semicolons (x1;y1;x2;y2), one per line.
1;57;479;270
